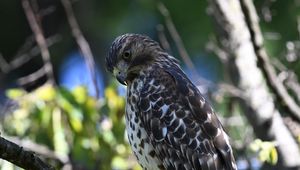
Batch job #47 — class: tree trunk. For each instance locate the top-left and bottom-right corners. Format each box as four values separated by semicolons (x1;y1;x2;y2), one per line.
207;0;300;169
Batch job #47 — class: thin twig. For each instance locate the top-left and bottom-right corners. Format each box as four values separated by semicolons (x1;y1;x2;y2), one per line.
22;0;55;85
30;0;43;28
206;38;233;83
272;57;288;71
13;36;61;70
157;2;210;87
0;135;54;169
0;53;11;73
157;2;196;71
156;24;171;53
285;72;300;103
240;0;300;121
272;59;300;103
283;116;300;139
61;0;99;98
39;6;56;18
15;36;35;57
206;39;228;63
209;0;300;167
215;83;246;99
0;35;61;73
17;66;46;85
219;115;246;127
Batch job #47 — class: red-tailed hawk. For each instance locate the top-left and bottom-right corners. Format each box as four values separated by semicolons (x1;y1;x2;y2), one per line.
106;34;237;170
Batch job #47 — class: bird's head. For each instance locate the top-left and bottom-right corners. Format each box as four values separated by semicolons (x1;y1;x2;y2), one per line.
106;33;166;85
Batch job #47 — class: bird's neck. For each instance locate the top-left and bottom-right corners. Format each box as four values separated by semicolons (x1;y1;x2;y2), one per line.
153;56;181;71
126;54;181;86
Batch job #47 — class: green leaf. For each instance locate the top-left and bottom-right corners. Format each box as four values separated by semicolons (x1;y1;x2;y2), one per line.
6;88;26;99
111;156;128;170
72;86;88;104
250;139;278;165
58;87;78;106
40;106;52;128
105;87;125;110
34;84;56;101
102;131;116;145
269;147;278;165
52;107;69;155
67;108;83;132
250;139;262;152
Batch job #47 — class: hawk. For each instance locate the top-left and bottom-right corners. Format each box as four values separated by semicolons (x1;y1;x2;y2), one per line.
106;34;237;170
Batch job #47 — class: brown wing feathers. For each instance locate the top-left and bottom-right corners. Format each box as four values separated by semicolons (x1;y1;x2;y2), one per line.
138;66;236;170
107;34;236;170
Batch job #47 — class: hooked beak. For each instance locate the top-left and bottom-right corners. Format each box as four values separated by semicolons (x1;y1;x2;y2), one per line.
114;69;127;86
116;74;127;85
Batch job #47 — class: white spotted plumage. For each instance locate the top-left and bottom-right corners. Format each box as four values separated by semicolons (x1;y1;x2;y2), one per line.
125;74;164;170
106;34;237;170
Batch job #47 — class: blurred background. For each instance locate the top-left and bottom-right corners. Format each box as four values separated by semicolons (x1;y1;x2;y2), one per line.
0;0;300;169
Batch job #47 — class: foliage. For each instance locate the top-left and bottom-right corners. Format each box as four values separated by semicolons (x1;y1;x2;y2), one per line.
1;84;141;170
214;93;280;168
250;139;278;165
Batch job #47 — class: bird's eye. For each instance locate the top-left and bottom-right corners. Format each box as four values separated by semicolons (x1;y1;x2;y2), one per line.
123;51;131;61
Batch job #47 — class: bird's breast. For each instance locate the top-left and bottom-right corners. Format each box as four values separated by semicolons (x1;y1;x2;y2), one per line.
125;80;164;170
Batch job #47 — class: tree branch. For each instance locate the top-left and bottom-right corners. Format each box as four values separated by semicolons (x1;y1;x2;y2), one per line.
0;35;60;74
157;2;196;71
208;0;300;168
0;53;11;73
0;136;54;170
22;0;55;85
157;2;212;88
61;0;99;98
6;136;70;166
240;0;300;122
17;66;46;86
156;24;171;53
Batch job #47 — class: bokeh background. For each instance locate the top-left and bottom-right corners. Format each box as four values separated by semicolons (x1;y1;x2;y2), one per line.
0;0;300;169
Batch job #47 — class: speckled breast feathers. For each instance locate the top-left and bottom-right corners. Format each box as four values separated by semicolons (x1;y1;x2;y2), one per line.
106;33;237;170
